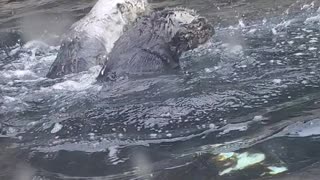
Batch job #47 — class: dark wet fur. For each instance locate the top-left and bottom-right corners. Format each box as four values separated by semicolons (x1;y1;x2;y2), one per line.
97;9;213;82
46;34;105;79
0;31;24;56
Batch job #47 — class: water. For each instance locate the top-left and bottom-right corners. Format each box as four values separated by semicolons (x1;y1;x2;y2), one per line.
1;0;320;179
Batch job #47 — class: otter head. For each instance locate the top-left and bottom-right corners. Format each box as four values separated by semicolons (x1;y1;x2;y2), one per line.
117;0;149;24
176;17;213;48
160;8;214;56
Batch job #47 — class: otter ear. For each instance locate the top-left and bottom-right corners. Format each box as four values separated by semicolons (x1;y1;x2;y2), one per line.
117;3;128;14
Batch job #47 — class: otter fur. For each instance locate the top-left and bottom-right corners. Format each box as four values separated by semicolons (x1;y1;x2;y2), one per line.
46;0;149;79
96;7;214;82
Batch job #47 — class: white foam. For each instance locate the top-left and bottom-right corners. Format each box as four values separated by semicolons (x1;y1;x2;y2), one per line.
52;80;89;91
23;40;50;51
51;67;101;91
287;41;294;45
108;146;118;158
238;19;246;28
3;96;16;103
305;14;320;23
301;2;315;10
107;146;125;164
204;68;214;73
277;20;293;27
209;124;215;129
51;123;63;134
253;115;266;121
262;18;267;24
273;19;294;35
272;79;282;84
248;28;257;34
294;35;304;39
308;47;317;51
267;166;288;175
1;70;37;79
14;70;35;77
294;52;304;56
166;133;173;138
221;123;248;134
309;38;318;43
280;119;320;137
295;126;320;137
221;43;243;55
149;134;158;138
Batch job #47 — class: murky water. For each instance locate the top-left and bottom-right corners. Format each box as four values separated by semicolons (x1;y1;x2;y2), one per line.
1;0;320;179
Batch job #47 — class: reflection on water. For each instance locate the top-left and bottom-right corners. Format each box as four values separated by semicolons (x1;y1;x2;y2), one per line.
1;0;320;179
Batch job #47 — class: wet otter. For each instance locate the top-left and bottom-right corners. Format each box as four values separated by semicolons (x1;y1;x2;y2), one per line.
96;8;214;82
46;0;149;79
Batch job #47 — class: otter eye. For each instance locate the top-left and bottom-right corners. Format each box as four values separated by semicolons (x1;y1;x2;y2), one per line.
197;18;206;27
197;21;204;27
117;3;127;13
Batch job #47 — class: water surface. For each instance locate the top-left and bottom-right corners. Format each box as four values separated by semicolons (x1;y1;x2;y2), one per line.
1;0;320;179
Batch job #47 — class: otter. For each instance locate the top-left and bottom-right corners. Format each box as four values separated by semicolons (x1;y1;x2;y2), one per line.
46;0;149;79
96;7;214;82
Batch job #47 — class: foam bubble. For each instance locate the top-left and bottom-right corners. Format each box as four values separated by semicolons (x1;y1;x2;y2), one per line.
305;14;320;23
272;79;282;84
51;123;63;134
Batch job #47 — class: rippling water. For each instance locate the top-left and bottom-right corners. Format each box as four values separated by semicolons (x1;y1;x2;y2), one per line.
1;0;320;179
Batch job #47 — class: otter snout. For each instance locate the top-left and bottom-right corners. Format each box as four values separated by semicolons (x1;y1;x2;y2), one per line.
188;17;214;46
199;22;214;44
195;17;214;35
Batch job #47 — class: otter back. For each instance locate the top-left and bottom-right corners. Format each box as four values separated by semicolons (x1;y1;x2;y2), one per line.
97;8;213;82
